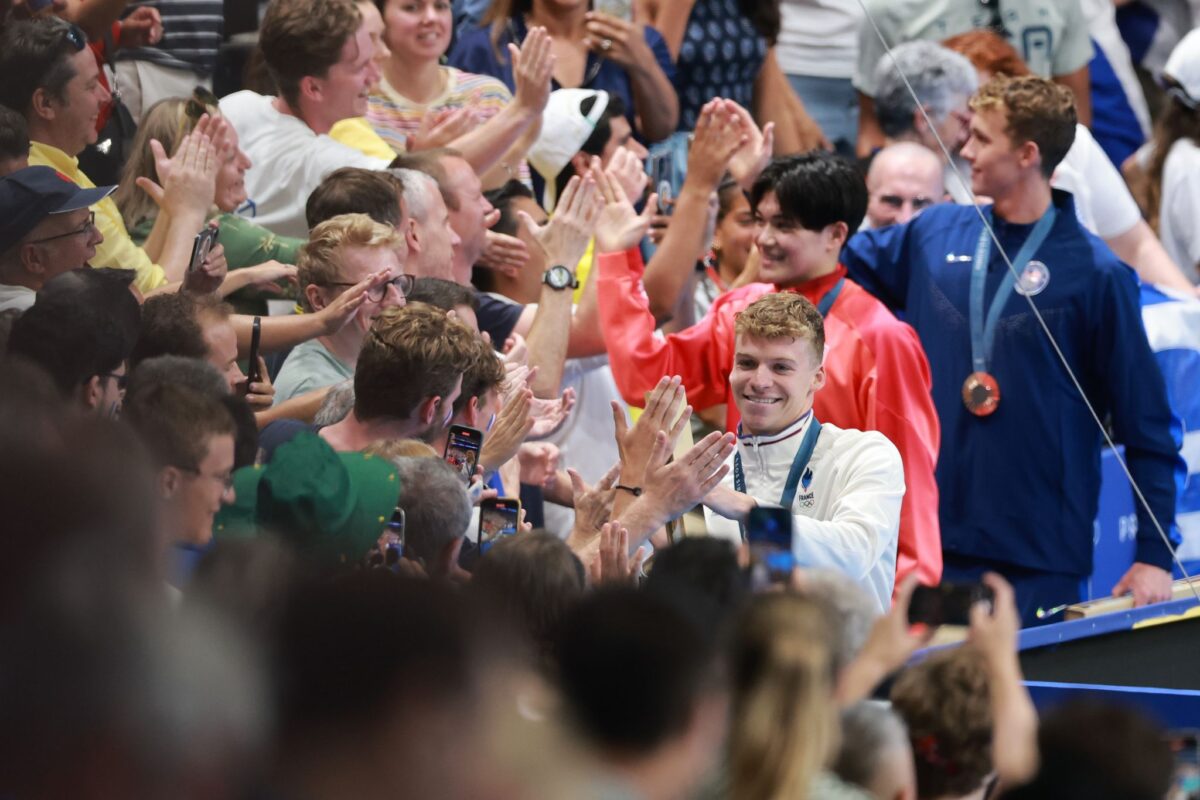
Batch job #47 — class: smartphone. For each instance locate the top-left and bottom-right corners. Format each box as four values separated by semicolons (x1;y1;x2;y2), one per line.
648;152;676;215
189;226;219;273
747;505;795;588
246;316;262;386
908;582;995;627
593;0;632;20
384;506;405;567
479;496;521;553
444;424;483;484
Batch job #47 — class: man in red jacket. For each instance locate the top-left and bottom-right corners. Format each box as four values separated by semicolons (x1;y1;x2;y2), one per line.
594;151;943;588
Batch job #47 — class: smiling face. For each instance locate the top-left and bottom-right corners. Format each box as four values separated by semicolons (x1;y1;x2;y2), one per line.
753;192;843;288
214;125;252;212
50;47;111;156
314;22;380;124
730;333;825;437
865;149;944;228
23;206;103;278
172;433;236;546
441;156;492;281
383;0;451;63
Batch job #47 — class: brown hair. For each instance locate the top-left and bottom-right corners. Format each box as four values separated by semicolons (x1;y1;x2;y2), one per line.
942;29;1031;79
363;438;439;460
390;148;462;211
1141;80;1200;235
259;0;362;107
969;74;1076;178
297;213;405;311
734;292;825;360
123;382;236;471
890;646;993;800
729;593;838;800
353;303;476;422
305;167;406;231
453;334;506;416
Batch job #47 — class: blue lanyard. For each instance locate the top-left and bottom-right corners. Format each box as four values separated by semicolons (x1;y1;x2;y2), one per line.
969;207;1057;373
735;416;822;540
816;277;844;317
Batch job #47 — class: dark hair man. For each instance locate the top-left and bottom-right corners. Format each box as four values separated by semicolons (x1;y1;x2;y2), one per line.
844;75;1182;622
596;150;943;592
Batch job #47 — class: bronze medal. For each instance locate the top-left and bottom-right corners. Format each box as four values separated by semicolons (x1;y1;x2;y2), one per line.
962;371;1000;416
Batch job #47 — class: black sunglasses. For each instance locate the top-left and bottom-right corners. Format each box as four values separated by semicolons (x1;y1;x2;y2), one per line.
102;371;128;391
62;22;86;51
184;85;221;122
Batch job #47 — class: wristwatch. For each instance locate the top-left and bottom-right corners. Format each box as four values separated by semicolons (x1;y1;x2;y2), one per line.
542;265;579;291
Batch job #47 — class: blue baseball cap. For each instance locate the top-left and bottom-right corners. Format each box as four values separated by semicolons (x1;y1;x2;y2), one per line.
0;166;115;254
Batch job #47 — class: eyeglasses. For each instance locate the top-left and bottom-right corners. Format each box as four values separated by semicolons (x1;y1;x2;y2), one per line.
62;22;86;51
101;371;128;391
26;211;96;244
324;273;415;302
184;85;221;122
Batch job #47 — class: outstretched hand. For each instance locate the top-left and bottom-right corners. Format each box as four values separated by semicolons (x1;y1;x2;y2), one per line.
593;156;657;253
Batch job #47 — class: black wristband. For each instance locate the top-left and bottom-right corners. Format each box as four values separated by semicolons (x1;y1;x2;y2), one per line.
615;484;643;497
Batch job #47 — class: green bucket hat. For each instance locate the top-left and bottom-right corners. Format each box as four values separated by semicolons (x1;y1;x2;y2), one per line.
213;431;400;566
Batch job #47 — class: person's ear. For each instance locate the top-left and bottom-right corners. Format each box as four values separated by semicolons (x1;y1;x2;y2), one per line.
79;374;103;411
811;363;826;393
20;242;46;278
297;75;323;106
29;86;57;123
304;283;327;312
416;394;442;427
1016;139;1041;171
825;220;849;250
406;218;422;254
158;465;183;500
568;151;591;180
462;395;481;428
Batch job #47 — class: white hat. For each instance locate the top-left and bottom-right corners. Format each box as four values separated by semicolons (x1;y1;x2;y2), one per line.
1164;28;1200;108
526;89;610;209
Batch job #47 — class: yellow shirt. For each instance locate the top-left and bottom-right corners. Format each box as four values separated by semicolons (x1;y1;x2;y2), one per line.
28;141;167;292
328;117;398;161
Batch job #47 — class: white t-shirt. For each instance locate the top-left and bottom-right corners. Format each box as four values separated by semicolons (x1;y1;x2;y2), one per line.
1159;137;1200;283
854;0;1093;95
537;354;628;538
776;0;864;79
1051;124;1142;240
704;415;903;613
218;91;391;239
0;284;36;313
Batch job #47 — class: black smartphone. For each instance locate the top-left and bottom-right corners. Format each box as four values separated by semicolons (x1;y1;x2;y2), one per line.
747;505;795;588
908;582;995;627
444;424;483;484
189;226;219;273
479;496;521;553
246;316;262;385
648;152;676;215
384;506;405;567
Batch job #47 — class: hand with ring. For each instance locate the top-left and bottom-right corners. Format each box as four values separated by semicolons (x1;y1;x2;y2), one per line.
584;12;652;69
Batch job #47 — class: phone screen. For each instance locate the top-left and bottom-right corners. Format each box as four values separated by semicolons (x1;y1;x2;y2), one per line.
592;0;632;20
747;506;794;587
648;152;676;215
444;425;482;484
246;316;262;386
479;497;520;553
189;227;218;272
908;583;994;627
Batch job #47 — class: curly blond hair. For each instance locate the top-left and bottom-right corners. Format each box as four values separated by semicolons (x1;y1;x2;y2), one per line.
969;74;1077;178
298;213;405;311
734;292;825;360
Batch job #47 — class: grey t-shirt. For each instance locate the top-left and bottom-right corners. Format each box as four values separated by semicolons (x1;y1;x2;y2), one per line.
272;338;353;405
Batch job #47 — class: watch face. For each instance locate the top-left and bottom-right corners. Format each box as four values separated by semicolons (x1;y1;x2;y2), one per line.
545;266;573;289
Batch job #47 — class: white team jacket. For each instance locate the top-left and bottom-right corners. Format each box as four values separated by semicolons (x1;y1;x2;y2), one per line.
704;414;904;612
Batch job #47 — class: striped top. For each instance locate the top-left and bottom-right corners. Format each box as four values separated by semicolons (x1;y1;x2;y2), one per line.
366;67;530;181
113;0;224;75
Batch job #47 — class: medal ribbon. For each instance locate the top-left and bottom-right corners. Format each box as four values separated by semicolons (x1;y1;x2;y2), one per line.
969;206;1057;374
735;416;822;541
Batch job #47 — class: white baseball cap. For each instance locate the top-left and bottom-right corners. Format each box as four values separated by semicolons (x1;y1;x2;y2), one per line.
1164;28;1200;108
526;89;610;210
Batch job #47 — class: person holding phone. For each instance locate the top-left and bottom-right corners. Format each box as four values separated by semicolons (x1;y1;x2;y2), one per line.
702;292;905;612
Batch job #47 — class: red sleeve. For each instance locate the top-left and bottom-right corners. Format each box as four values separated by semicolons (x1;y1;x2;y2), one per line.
862;320;943;589
596;248;732;409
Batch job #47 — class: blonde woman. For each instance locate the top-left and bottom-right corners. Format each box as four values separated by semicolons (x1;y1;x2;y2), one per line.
728;593;868;800
114;91;302;307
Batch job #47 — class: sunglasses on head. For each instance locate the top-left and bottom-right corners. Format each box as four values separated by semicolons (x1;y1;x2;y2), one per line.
184;86;221;122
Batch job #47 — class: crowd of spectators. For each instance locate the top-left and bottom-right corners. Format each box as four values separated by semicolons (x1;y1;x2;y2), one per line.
1;0;1198;796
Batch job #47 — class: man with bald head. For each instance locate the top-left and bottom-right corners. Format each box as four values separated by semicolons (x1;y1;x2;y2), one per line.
864;143;945;229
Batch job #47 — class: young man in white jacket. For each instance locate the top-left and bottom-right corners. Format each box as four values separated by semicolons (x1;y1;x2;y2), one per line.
703;291;905;611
